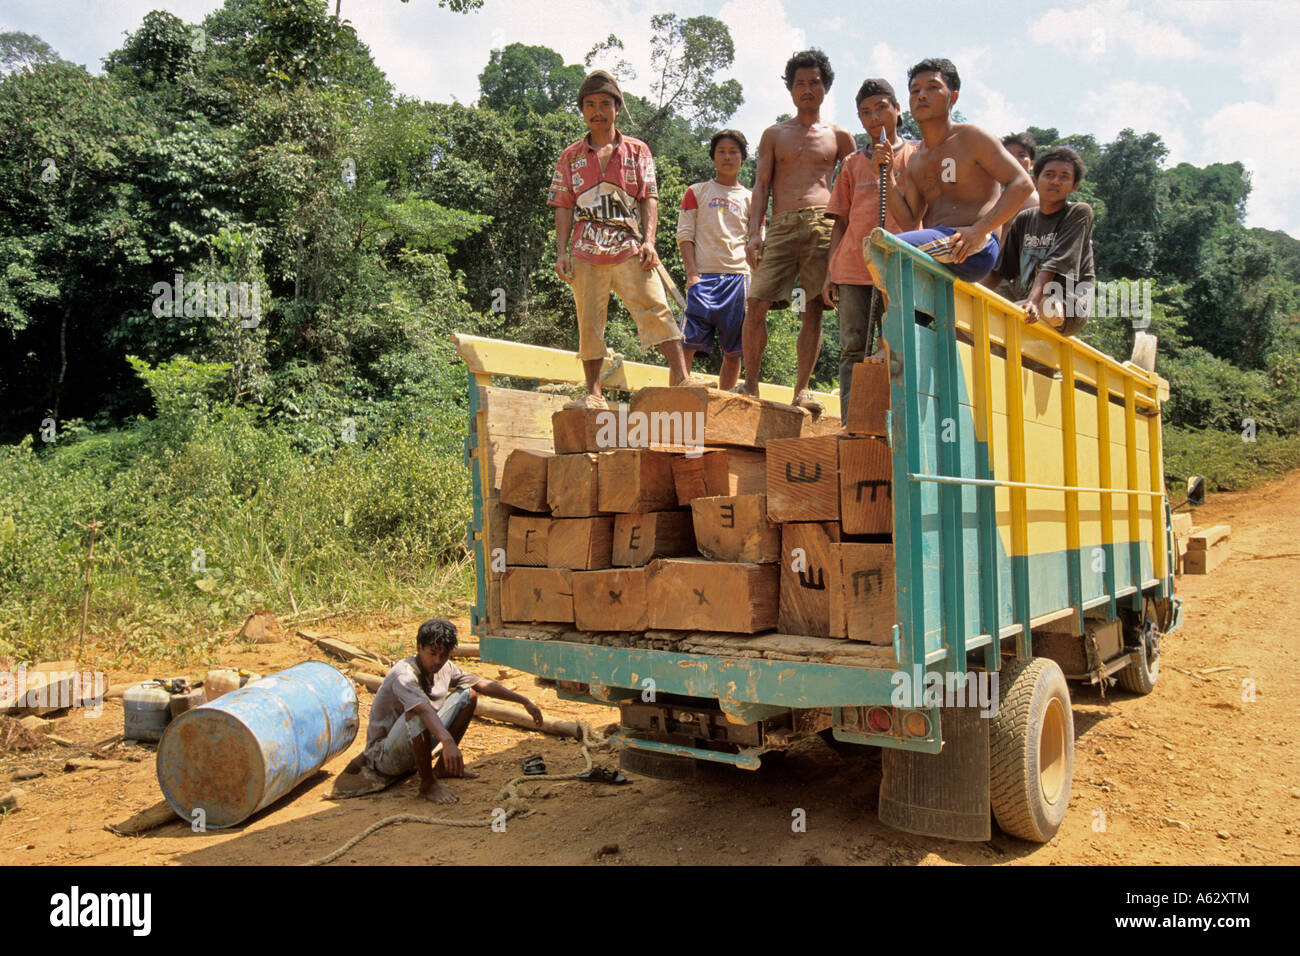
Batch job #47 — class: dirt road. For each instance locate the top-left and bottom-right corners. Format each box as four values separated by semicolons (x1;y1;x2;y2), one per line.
3;473;1298;866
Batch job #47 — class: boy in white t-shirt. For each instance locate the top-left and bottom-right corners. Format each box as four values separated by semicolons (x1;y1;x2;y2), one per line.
676;129;753;391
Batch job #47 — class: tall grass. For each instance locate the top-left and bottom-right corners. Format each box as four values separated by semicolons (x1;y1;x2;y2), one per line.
0;398;473;667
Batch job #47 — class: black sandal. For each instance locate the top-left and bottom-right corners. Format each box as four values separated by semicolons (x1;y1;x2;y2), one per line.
577;766;628;785
522;754;547;776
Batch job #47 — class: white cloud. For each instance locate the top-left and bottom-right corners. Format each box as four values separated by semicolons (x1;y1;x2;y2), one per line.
1028;0;1201;63
1201;99;1300;234
1078;80;1193;162
720;0;842;128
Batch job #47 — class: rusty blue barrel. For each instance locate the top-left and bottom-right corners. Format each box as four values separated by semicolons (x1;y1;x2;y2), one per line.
156;661;359;828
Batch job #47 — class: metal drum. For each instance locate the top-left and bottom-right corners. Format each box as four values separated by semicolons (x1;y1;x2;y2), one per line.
156;661;358;828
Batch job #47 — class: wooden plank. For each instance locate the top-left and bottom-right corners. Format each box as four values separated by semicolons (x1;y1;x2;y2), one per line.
484;496;510;630
840;543;895;644
499;449;553;513
839;436;893;534
552;408;605;454
765;435;841;522
670;448;766;504
647;559;779;633
689;494;780;563
1170;512;1193;537
611;511;696;567
779;522;844;638
573;568;649;631
478;386;569;490
597;449;678;513
453;333;839;414
546;453;603;517
1188;524;1230;550
501;567;575;623
548;517;614;570
1183;539;1230;574
506;515;550;567
844;359;890;436
630;386;838;450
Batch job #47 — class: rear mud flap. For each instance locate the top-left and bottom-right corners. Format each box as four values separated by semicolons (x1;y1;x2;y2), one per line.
878;706;991;841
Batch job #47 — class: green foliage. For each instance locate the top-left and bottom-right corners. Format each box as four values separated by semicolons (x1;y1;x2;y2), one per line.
479;43;585;116
1164;426;1300;493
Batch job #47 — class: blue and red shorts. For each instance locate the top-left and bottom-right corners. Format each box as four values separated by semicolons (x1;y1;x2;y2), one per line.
683;272;748;356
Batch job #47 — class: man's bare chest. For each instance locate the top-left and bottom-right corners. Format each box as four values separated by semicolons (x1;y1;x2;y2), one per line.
776;129;837;169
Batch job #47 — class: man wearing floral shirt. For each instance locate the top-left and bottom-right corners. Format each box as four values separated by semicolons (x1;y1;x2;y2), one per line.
549;70;695;408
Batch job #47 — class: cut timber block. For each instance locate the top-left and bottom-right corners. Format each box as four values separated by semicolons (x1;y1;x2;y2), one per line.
551;408;605;454
1;661;78;715
647;559;779;633
501;567;574;624
612;511;695;567
840;543;896;644
839;436;893;534
779;522;844;638
1170;512;1193;537
499;449;553;513
573;568;649;631
671;448;766;504
1188;524;1230;550
547;454;603;517
506;515;550;567
690;494;780;564
598;449;678;513
1183;540;1229;574
548;517;614;570
630;386;838;450
845;359;889;436
765;435;840;522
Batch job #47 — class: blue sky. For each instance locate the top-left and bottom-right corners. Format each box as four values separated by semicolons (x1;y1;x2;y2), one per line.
6;0;1299;236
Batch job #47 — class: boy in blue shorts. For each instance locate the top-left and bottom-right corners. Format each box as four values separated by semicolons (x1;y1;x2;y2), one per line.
677;129;754;391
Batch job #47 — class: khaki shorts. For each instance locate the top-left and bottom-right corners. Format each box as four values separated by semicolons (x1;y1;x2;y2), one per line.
572;255;683;361
749;207;833;310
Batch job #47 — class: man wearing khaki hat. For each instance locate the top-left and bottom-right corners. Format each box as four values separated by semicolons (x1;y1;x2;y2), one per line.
548;70;697;409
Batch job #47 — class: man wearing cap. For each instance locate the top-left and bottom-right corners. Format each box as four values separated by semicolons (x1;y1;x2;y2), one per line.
821;77;917;404
549;70;696;409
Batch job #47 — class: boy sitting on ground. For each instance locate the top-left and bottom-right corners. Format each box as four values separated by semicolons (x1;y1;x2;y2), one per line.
677;129;755;392
350;619;544;805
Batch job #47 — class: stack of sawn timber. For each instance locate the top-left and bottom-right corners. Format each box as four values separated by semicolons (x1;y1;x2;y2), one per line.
496;363;897;645
1171;512;1231;575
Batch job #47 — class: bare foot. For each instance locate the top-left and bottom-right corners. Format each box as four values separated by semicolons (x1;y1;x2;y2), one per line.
434;762;480;779
419;780;458;804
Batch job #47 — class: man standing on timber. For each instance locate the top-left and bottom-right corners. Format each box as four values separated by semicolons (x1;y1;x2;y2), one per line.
549;70;696;409
351;619;544;804
741;50;857;410
882;59;1034;284
822;78;917;403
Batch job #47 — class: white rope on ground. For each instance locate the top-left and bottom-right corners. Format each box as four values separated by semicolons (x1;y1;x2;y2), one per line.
302;721;611;866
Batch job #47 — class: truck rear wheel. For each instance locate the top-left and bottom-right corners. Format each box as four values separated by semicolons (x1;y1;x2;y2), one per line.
990;657;1074;842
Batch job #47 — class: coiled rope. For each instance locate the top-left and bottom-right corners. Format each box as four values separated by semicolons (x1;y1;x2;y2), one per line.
302;721;610;866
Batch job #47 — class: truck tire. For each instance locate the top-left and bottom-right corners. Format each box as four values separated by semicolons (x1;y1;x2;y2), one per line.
1117;604;1160;695
990;657;1074;843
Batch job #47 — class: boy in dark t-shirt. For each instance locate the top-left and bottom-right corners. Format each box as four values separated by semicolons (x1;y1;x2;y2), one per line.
988;145;1094;335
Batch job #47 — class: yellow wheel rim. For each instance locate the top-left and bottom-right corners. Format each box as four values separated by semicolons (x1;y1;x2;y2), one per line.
1039;696;1067;806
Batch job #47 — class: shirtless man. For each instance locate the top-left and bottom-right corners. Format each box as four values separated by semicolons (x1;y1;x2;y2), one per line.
999;132;1040;240
741;49;856;410
883;59;1034;283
